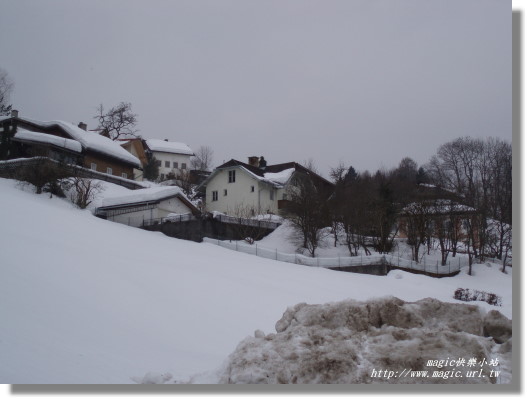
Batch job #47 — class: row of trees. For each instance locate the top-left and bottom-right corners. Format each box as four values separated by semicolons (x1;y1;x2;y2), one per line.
281;137;512;273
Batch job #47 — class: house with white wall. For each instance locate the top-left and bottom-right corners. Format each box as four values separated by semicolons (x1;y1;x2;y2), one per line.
95;186;199;227
198;157;334;216
145;139;194;181
120;138;194;181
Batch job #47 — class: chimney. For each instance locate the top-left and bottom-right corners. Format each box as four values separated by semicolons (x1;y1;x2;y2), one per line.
259;156;267;170
11;109;18;118
78;122;87;131
248;156;259;167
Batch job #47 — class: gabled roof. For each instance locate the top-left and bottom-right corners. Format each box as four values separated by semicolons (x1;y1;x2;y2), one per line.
400;199;477;216
3;116;141;167
198;159;334;190
99;186;199;214
144;139;194;156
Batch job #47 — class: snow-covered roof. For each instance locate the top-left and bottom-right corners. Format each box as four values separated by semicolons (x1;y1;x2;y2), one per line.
263;168;295;186
52;120;141;167
14;129;83;153
402;200;476;215
145;139;194;156
12;117;141;167
101;186;187;208
235;166;295;188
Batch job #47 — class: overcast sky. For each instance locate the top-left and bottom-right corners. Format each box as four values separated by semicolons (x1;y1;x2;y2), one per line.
0;0;511;177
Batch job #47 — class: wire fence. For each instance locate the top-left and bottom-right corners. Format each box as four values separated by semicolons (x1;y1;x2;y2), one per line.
203;237;469;275
211;214;282;230
143;213;197;226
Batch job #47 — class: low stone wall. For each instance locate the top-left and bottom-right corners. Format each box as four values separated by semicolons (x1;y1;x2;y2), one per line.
0;157;145;190
141;217;277;243
328;264;389;276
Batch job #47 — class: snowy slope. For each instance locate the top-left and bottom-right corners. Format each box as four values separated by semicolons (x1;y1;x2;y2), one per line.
0;178;512;384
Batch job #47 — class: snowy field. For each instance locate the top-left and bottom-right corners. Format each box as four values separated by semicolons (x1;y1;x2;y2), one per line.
0;178;512;384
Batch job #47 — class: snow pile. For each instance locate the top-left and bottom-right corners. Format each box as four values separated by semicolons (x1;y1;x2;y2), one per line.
219;297;511;384
145;139;194;155
14;129;82;153
101;186;185;207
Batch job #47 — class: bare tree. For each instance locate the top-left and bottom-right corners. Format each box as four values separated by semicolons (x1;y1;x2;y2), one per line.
93;102;138;141
281;172;330;257
69;177;103;209
174;169;194;198
426;137;512;261
0;67;14;116
191;145;214;171
400;200;431;262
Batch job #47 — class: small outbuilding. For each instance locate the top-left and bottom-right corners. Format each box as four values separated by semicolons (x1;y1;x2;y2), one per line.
95;186;200;227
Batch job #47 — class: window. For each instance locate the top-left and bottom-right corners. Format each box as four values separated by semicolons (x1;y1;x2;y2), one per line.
155;160;161;167
212;191;218;201
173;162;178;169
270;190;274;200
224;189;228;196
181;163;187;170
160;173;165;180
106;167;113;175
90;163;97;171
228;170;236;183
165;161;170;168
282;193;288;200
251;186;255;192
121;173;127;179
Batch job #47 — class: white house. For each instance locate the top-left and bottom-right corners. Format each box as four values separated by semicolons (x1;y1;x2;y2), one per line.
197;157;334;216
144;139;194;181
96;186;199;227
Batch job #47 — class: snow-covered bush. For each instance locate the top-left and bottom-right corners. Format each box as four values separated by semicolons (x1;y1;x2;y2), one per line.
454;288;502;307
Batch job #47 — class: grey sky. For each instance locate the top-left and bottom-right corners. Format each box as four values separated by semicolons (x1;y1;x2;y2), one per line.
0;0;511;177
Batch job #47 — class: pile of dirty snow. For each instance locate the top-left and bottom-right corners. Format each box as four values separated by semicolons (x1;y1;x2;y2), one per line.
219;297;512;384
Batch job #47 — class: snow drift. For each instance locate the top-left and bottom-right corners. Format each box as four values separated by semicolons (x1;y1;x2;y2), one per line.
219;297;512;384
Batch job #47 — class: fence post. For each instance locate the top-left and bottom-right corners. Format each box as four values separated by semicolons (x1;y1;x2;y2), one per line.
276;249;278;260
256;244;258;256
236;241;238;251
338;255;341;267
317;257;319;267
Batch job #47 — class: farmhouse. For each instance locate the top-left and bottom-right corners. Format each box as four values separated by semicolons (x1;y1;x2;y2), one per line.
396;184;481;246
198;156;334;216
120;138;194;181
95;186;200;227
0;110;141;179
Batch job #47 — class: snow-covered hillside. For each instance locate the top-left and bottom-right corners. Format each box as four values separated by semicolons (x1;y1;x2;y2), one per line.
0;179;512;383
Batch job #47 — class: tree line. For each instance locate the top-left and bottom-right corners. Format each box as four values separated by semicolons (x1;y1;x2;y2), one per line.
281;137;512;273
